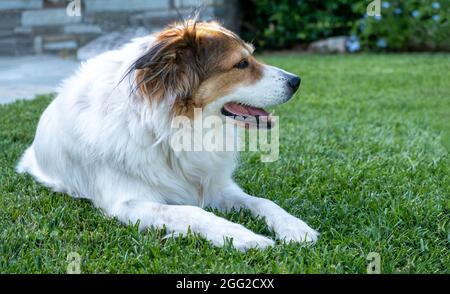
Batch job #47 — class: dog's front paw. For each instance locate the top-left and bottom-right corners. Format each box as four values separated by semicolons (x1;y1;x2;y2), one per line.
273;215;319;244
207;223;274;252
228;233;275;252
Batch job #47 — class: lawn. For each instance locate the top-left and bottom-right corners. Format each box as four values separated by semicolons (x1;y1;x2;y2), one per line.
0;54;449;273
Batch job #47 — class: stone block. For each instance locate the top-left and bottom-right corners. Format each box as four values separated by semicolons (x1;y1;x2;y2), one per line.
0;0;43;10
0;29;14;38
22;8;82;26
128;9;190;27
43;0;68;8
129;6;214;27
309;36;349;54
174;0;215;8
64;24;102;34
83;11;130;32
0;11;21;29
34;35;42;54
77;27;150;60
44;40;78;51
0;36;33;55
85;0;169;12
13;26;33;34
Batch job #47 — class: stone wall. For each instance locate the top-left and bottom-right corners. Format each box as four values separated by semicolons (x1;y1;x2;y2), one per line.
0;0;240;56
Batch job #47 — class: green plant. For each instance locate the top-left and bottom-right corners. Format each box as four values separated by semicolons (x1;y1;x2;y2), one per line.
354;0;449;51
240;0;360;50
240;0;449;52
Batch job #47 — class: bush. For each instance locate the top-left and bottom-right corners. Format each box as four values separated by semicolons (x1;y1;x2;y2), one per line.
240;0;360;50
354;0;449;51
240;0;449;52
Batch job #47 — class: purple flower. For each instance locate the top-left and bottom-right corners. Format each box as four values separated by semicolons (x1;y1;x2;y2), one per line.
412;10;420;18
382;2;390;8
359;22;366;31
346;35;360;53
394;8;402;14
376;38;387;48
432;15;441;21
432;2;441;9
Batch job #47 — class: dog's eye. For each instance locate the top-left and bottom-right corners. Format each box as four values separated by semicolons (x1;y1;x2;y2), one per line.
234;59;249;69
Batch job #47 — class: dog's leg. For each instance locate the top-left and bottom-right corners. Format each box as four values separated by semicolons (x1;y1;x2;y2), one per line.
208;184;319;243
109;199;274;251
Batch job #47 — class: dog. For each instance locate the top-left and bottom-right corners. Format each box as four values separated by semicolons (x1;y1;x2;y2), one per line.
17;20;318;251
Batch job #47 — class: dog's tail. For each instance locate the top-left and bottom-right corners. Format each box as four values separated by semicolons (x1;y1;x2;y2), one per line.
16;146;36;174
16;146;67;193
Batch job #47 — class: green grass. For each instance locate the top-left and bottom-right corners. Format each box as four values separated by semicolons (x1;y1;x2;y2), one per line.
1;54;449;273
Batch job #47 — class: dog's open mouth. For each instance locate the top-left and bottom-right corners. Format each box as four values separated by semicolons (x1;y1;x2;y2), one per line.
221;102;274;129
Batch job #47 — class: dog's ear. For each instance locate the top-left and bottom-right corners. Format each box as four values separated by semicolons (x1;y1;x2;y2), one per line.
133;24;205;103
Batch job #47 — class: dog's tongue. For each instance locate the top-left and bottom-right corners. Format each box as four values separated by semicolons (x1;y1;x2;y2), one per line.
223;102;269;117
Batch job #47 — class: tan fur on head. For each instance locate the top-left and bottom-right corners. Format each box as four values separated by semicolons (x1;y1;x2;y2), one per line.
133;21;203;105
133;20;264;118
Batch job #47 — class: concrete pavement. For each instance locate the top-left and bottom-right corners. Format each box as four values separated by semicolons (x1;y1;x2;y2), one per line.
0;55;80;104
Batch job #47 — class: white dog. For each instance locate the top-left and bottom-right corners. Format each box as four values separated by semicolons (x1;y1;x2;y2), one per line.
17;21;318;251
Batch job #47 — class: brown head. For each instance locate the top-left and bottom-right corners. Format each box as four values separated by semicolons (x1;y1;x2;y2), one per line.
131;20;301;129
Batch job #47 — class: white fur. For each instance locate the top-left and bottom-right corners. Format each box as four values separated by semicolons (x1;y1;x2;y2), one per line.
17;35;318;251
205;66;296;114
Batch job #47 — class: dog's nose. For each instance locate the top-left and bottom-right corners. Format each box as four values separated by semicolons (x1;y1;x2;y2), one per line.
288;76;301;92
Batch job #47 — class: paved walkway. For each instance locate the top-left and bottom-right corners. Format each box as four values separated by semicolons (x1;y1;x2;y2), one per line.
0;55;80;104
